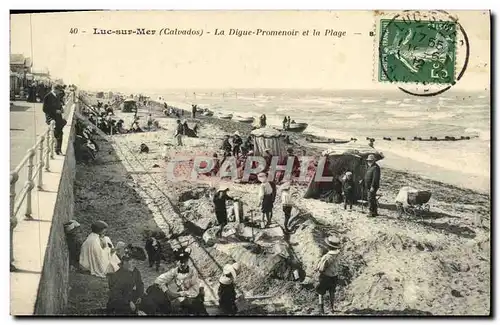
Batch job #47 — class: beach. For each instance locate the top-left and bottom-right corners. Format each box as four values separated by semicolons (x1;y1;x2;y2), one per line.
67;95;490;316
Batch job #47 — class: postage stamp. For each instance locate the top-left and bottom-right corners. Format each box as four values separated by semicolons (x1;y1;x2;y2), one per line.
378;19;457;85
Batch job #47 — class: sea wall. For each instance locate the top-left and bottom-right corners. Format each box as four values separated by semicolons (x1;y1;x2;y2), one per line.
10;98;77;316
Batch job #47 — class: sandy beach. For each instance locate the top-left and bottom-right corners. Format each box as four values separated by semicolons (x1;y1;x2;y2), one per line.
67;98;490;316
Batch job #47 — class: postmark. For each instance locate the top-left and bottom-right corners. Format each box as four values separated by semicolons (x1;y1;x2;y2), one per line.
376;10;470;96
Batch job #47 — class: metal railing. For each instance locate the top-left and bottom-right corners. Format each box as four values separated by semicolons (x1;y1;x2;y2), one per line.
10;119;56;270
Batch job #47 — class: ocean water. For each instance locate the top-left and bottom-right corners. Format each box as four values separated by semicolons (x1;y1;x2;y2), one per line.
154;89;490;190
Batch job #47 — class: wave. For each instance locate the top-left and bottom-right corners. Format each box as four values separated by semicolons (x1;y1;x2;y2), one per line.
465;127;490;141
427;112;456;120
361;99;379;103
385;100;400;105
347;114;365;120
398;103;415;108
385;110;428;118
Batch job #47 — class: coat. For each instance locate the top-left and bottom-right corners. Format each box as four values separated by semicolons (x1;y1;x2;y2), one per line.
364;163;381;191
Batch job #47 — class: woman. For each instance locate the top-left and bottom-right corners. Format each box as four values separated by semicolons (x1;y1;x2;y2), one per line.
218;263;240;315
107;251;144;315
213;186;235;237
79;220;121;278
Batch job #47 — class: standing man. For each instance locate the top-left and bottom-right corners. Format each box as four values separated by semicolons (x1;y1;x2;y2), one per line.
42;84;66;155
174;119;184;146
213;186;235;237
363;154;381;217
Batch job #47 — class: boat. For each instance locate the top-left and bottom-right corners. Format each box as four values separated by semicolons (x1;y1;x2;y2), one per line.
202;110;214;117
286;122;308;133
306;137;351;144
233;116;255;124
218;113;233;120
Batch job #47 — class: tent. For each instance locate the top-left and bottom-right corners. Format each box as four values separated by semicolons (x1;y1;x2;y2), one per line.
250;127;287;156
303;143;384;203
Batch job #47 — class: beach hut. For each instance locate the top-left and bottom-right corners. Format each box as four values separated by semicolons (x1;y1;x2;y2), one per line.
303;144;384;203
250;127;287;156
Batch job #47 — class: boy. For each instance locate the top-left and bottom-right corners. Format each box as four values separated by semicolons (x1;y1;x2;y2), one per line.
342;171;355;210
281;182;294;232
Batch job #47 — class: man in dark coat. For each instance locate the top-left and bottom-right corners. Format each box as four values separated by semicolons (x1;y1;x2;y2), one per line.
42;84;66;155
363;154;381;217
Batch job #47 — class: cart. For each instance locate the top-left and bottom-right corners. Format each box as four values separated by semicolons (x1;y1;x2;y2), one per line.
395;187;432;217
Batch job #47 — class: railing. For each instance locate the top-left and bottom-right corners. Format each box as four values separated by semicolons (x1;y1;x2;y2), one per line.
10;119;56;270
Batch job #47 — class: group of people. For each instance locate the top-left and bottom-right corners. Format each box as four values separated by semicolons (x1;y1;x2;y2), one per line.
64;219;244;315
220;131;253;158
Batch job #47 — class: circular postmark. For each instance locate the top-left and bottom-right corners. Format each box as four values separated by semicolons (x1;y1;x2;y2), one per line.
378;10;470;96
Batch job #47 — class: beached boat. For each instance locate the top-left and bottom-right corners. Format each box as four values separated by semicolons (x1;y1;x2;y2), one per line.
233;116;255;124
218;113;233;120
286;122;308;133
202;110;214;117
306;137;351;144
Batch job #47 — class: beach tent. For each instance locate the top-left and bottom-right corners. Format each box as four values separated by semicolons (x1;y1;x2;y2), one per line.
303;143;384;203
250;127;287;156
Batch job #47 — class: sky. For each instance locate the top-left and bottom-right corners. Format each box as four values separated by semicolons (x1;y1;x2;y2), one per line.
10;10;490;92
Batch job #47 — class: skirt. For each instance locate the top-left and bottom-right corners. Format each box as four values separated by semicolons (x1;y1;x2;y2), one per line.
215;209;228;225
261;194;274;213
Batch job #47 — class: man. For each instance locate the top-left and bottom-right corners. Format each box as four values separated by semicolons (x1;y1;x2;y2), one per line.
232;131;243;157
154;247;207;315
174;119;184;146
258;172;276;228
213;186;235;237
42;84;66;155
362;154;381;217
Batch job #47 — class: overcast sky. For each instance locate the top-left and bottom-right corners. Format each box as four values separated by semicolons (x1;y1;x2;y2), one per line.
10;10;490;92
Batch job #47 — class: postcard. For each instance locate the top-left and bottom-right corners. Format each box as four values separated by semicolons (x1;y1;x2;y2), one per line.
9;10;490;316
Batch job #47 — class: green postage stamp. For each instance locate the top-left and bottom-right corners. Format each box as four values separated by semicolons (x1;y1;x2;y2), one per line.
378;19;457;85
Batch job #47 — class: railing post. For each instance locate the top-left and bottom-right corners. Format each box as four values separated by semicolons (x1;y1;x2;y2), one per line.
24;149;35;219
37;135;45;190
50;120;55;159
10;171;19;269
45;130;51;171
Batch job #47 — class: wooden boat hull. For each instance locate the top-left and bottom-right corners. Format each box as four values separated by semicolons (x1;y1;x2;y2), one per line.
219;114;233;120
286;123;308;133
234;117;255;124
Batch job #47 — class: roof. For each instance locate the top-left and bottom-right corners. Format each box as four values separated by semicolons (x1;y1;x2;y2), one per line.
10;54;25;65
124;98;136;102
322;143;384;161
250;127;283;138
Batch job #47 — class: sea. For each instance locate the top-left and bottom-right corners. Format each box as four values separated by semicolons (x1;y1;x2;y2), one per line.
150;89;490;193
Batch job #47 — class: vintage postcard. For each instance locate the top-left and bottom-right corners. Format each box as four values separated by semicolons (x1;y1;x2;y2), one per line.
9;10;490;316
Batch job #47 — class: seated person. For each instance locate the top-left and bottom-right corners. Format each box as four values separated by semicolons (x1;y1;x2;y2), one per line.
154;247;207;315
106;251;144;315
79;220;121;278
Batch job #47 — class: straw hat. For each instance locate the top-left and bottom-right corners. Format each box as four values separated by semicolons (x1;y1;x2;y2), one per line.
234;131;240;136
223;262;240;279
281;182;291;190
324;235;341;253
219;275;233;285
366;154;376;161
91;220;109;233
115;241;127;258
257;172;268;181
218;185;229;192
345;171;353;176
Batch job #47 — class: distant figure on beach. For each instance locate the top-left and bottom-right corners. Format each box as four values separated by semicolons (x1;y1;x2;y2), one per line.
282;117;288;130
368;138;375;148
241;136;253;155
79;221;121;278
232;131;243;157
145;231;162;272
213;186;235;237
260;114;267;128
263;148;273;173
361;154;381;218
191;104;197;118
147;114;153;129
287;116;291;129
175;119;184;146
221;135;232;157
258;172;277;228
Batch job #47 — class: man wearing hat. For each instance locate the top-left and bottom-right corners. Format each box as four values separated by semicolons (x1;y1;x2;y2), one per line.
315;235;342;314
363;154;381;217
154;247;207;315
258;172;276;228
213;186;235;237
42;83;67;155
217;262;241;315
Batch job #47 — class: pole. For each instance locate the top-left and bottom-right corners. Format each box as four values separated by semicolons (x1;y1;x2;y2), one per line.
10;171;18;268
45;128;51;171
37;135;45;190
24;149;35;219
50;120;55;159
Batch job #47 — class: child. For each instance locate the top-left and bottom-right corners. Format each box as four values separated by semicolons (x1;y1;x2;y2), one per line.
281;182;294;232
316;235;342;314
145;231;162;272
342;171;355;210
